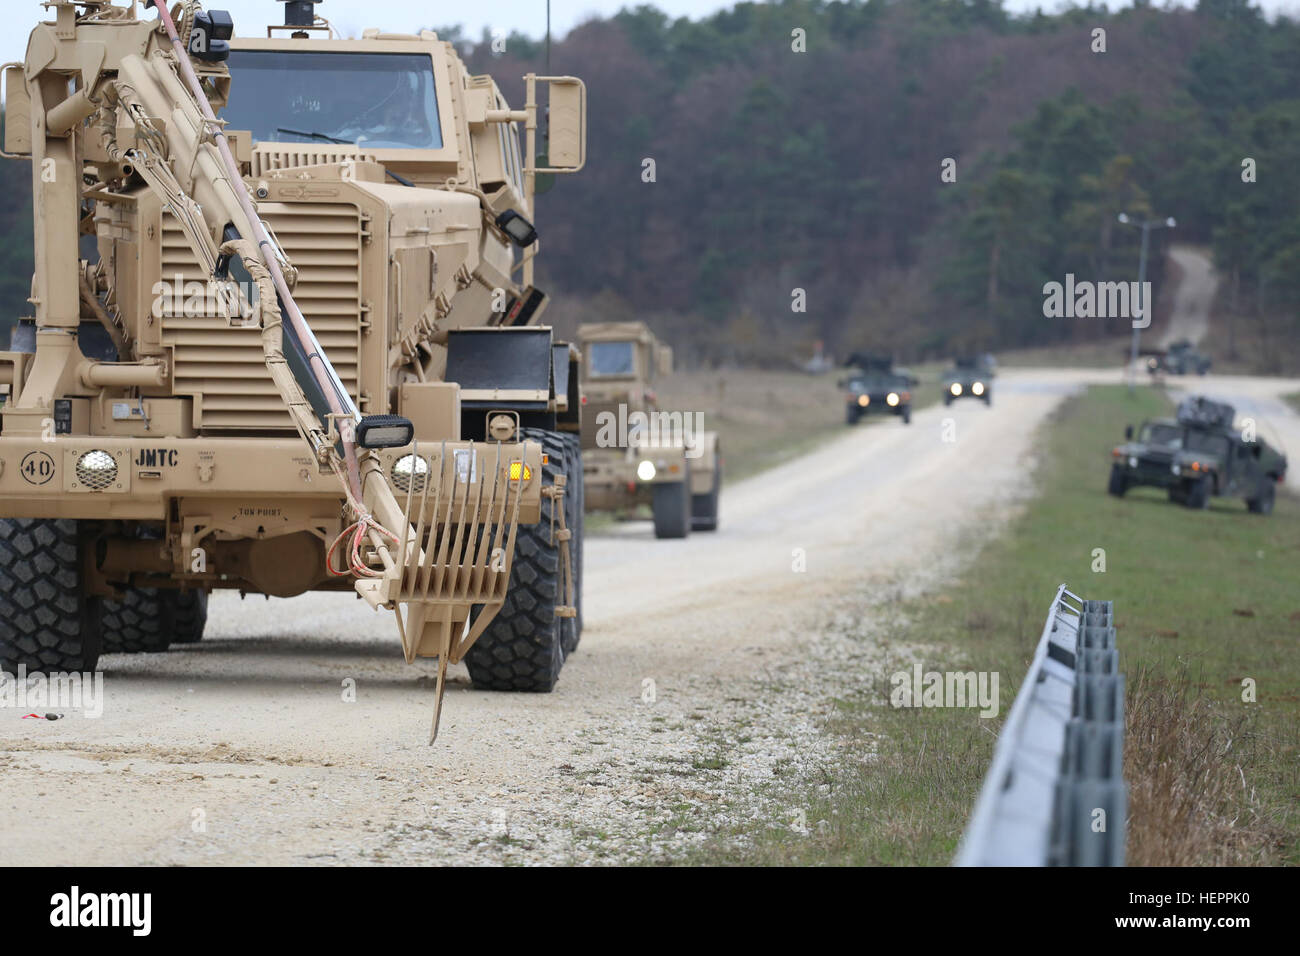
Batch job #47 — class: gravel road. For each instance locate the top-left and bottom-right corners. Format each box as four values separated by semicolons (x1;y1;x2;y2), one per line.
1;366;1296;865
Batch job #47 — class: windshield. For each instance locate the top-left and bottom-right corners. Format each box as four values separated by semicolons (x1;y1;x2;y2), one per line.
222;51;443;150
1185;430;1229;458
1140;422;1182;446
588;342;636;377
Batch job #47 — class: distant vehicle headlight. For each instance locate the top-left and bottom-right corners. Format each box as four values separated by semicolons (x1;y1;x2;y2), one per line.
1171;464;1181;476
1147;358;1158;369
637;460;656;482
950;383;962;396
972;381;985;396
886;392;900;407
1128;456;1139;468
857;395;870;407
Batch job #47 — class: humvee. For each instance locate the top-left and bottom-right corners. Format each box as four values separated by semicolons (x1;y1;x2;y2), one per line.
1108;396;1286;513
1142;339;1211;376
840;354;916;425
577;321;720;539
941;355;994;407
0;0;590;736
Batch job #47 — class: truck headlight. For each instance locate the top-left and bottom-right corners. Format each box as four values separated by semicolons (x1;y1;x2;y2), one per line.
637;460;656;482
857;395;870;407
1171;464;1181;476
392;454;430;493
886;392;900;407
76;450;118;490
950;383;962;396
1128;456;1138;468
972;381;985;396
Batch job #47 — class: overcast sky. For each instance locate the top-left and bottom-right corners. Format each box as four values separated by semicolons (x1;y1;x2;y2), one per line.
3;0;1298;66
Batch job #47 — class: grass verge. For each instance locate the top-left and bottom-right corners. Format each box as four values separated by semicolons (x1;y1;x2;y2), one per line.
692;384;1299;865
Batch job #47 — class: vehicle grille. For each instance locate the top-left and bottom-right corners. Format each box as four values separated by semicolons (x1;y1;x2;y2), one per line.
250;145;377;178
160;203;363;431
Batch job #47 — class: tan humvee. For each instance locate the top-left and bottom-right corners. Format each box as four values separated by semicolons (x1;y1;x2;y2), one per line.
0;0;589;737
578;321;719;538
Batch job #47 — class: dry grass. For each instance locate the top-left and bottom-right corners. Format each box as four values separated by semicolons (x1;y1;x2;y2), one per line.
1125;661;1287;866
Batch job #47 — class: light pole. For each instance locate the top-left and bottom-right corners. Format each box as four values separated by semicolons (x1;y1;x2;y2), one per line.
1117;212;1176;393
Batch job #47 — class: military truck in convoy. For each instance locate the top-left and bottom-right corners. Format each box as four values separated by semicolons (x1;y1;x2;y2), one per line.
1108;396;1286;513
0;0;590;737
941;355;994;407
1142;339;1212;376
840;354;916;425
577;321;720;538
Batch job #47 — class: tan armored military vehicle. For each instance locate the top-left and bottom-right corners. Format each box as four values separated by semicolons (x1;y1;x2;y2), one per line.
0;0;588;737
578;321;719;538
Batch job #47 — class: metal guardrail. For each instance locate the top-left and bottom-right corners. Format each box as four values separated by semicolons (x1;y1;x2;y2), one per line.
955;584;1126;866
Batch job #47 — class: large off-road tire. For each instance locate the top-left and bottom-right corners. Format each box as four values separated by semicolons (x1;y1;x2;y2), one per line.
464;427;568;692
691;459;721;532
652;475;691;539
0;518;102;672
1107;465;1128;498
559;432;584;656
101;588;209;653
169;589;209;644
1185;475;1211;510
1246;478;1276;515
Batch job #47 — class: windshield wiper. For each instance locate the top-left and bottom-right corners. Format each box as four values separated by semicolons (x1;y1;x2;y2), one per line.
275;128;414;187
276;128;353;145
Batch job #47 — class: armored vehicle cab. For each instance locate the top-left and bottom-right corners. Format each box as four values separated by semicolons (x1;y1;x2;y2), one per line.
840;354;916;425
1109;396;1286;512
942;356;994;407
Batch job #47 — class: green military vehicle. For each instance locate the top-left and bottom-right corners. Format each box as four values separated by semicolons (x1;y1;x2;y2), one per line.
1108;396;1286;513
1142;339;1212;376
840;354;917;426
941;355;995;407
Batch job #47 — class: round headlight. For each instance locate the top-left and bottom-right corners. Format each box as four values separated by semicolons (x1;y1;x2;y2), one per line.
886;392;900;407
1128;456;1139;468
637;460;656;482
857;395;870;407
75;450;118;491
392;454;430;493
1171;464;1181;476
950;383;962;396
972;381;985;396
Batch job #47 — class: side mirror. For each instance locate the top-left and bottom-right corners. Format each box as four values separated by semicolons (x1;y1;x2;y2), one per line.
656;345;674;377
535;76;586;173
2;63;32;157
1124;425;1134;440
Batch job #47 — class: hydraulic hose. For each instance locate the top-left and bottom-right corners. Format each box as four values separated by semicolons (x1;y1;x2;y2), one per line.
148;0;364;502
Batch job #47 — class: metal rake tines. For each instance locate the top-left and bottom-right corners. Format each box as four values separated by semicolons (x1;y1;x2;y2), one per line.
397;443;526;603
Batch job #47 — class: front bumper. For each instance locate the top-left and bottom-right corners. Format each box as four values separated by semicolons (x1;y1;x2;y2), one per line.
0;434;541;525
